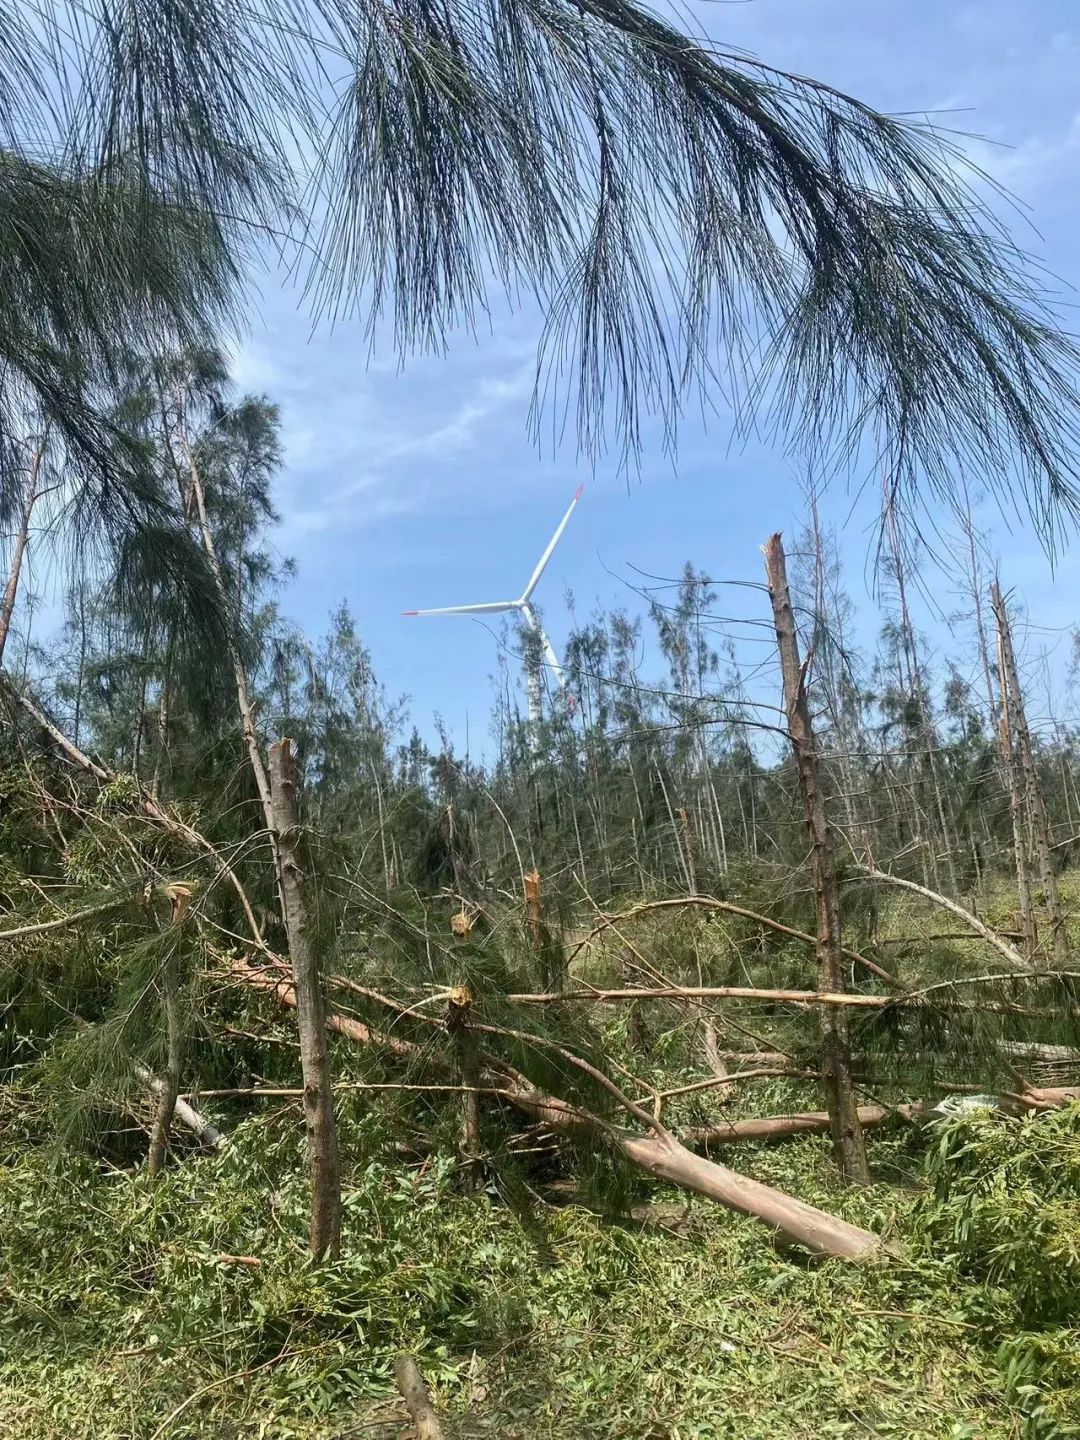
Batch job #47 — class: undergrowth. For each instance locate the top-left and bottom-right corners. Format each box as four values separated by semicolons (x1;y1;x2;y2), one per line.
2;1098;1079;1438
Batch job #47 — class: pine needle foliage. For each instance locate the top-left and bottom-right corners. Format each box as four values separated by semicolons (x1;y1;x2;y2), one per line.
6;3;1080;533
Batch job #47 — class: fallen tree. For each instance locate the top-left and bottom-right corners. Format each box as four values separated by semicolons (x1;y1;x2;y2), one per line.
225;957;883;1260
685;1088;1080;1147
135;1064;223;1152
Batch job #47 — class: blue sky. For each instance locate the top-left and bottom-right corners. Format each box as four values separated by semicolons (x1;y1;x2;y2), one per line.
227;0;1080;747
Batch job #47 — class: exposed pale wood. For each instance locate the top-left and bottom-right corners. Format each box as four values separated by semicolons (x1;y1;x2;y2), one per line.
506;984;888;1007
135;1064;222;1150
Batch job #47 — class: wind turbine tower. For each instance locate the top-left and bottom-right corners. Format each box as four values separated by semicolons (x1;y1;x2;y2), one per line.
403;485;584;725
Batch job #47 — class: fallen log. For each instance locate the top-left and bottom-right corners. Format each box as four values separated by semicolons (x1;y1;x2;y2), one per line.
686;1105;910;1147
135;1064;223;1151
228;959;883;1261
685;1087;1080;1146
393;1354;445;1440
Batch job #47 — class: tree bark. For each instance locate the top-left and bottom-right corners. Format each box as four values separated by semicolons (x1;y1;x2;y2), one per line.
764;532;870;1184
447;988;482;1183
268;738;342;1259
179;420;285;914
686;1104;914;1146
992;580;1068;967
394;1355;446;1440
0;441;46;665
993;601;1039;958
147;940;185;1176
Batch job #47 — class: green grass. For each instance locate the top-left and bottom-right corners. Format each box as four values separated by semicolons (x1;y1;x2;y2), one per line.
2;1099;1078;1439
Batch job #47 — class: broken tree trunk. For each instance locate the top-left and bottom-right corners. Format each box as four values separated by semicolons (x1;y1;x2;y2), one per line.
482;1053;881;1258
686;1105;915;1147
393;1354;446;1440
992;580;1068;967
147;938;185;1177
447;987;482;1183
268;739;342;1259
228;959;882;1260
764;532;870;1184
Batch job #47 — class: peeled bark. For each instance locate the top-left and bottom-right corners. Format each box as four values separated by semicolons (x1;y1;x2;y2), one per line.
764;532;870;1183
269;738;342;1259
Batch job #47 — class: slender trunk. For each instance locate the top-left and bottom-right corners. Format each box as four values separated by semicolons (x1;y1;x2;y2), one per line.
447;990;482;1184
147;938;184;1177
269;738;342;1259
150;630;176;801
178;415;284;910
0;442;46;665
764;532;870;1184
992;581;1067;966
992;587;1040;960
678;806;697;892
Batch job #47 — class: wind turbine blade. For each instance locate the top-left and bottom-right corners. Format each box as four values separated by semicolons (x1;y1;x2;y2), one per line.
402;601;518;617
520;483;584;602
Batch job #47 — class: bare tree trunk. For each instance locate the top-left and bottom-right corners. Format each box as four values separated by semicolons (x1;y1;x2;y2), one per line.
0;441;46;665
992;580;1068;967
447;989;482;1183
394;1355;446;1440
178;419;284;909
147;938;185;1177
996;624;1038;958
269;738;342;1259
764;532;870;1184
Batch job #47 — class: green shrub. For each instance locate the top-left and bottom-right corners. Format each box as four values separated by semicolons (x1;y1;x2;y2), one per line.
917;1105;1080;1328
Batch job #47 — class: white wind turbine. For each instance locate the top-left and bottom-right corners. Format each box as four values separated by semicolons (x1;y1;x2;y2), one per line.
403;485;583;724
